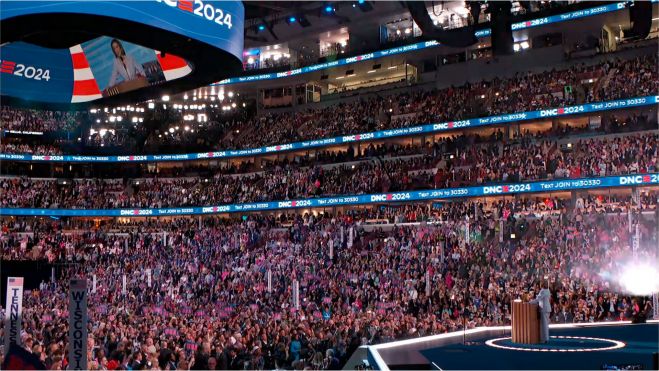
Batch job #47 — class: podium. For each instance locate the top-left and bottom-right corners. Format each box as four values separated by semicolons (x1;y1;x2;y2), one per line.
103;77;149;97
511;300;540;344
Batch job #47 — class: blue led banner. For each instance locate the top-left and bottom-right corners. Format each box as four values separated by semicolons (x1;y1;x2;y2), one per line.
0;42;74;104
1;174;657;217
214;2;630;86
1;95;656;163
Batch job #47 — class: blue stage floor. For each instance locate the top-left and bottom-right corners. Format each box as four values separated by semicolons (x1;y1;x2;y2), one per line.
418;323;658;370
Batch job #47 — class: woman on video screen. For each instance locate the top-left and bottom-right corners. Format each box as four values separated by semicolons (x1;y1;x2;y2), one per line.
107;38;145;89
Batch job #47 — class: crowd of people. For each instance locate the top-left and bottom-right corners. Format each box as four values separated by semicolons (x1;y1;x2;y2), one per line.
0;107;83;133
223;54;657;150
0;32;657;371
0;196;655;369
0;53;655;156
1;131;656;209
0;143;64;155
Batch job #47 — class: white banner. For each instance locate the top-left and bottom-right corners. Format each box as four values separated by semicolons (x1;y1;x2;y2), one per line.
267;269;272;293
465;221;470;245
4;277;24;354
329;239;334;260
92;275;97;294
146;269;152;288
293;280;300;309
122;274;127;295
68;279;88;370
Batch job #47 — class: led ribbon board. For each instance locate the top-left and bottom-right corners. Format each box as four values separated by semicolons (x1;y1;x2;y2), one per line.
0;174;656;217
1;95;656;162
0;1;244;107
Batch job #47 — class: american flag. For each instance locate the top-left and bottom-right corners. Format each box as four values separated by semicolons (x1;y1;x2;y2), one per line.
7;277;23;285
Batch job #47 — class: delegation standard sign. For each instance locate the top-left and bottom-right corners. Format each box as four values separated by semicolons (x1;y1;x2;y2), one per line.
3;277;24;355
68;279;88;370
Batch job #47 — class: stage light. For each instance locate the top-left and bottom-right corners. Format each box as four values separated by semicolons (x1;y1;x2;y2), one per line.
162;95;170;102
288;16;296;23
258;24;266;31
618;260;659;295
324;4;335;14
358;0;365;4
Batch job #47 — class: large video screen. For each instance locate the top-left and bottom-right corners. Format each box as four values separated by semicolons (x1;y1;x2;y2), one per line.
0;36;192;104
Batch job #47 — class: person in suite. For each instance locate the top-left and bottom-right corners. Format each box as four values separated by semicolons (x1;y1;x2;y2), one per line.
533;280;551;343
106;38;145;90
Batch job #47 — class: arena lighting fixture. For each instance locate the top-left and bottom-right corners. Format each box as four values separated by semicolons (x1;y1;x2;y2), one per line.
287;16;296;24
258;24;266;31
162;95;170;101
169;128;175;133
228;91;234;98
324;3;336;14
109;116;116;122
148;102;155;109
231;103;237;108
184;126;190;131
96;119;101;123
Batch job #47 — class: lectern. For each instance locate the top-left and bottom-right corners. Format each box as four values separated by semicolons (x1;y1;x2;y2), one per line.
103;77;149;97
511;300;540;344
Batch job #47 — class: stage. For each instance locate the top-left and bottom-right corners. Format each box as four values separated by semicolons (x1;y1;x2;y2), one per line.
344;321;658;370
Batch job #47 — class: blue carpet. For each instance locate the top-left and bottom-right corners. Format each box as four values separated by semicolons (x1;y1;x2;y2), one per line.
420;324;658;370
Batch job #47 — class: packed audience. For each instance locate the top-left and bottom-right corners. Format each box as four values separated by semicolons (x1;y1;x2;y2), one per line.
225;54;657;149
1;132;656;209
0;198;655;369
0;107;83;133
0;143;64;155
1;54;656;155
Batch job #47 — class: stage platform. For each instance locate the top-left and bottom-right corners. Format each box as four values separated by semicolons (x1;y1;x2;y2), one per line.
344;321;658;370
